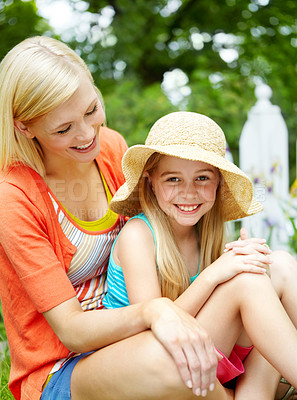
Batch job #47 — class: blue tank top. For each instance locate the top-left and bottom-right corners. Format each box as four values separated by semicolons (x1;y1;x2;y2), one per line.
103;213;200;309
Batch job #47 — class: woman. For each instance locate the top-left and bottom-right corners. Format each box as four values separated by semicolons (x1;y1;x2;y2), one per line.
0;35;228;400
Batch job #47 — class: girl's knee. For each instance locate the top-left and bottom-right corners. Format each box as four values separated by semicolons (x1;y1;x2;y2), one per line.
270;250;297;271
224;272;270;295
270;250;297;296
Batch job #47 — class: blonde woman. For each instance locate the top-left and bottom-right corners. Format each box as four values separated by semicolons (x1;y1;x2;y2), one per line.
104;111;297;398
0;37;233;400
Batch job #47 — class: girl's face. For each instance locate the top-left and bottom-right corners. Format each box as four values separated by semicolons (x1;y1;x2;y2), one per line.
148;155;220;230
15;72;105;171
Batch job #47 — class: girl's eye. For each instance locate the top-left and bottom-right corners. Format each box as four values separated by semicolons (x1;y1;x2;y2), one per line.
86;104;98;116
57;125;71;135
197;176;208;181
168;177;180;182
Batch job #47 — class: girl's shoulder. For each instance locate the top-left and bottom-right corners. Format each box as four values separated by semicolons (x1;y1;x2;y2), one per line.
118;213;156;249
113;213;156;267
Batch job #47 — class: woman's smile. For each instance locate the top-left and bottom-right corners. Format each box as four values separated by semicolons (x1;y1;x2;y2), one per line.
71;135;97;152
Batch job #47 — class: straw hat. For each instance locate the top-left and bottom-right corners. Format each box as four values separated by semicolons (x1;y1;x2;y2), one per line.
110;111;263;221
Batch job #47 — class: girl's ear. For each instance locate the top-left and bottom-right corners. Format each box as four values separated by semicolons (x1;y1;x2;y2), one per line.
13;120;35;139
144;172;155;193
144;171;152;184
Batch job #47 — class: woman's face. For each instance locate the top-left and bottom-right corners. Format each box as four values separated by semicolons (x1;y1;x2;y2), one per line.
16;72;105;170
148;155;220;230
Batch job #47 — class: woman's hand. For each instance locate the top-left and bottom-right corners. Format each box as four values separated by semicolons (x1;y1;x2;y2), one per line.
143;297;221;397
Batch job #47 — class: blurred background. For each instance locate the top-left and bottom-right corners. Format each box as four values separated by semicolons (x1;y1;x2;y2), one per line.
0;2;297;393
1;0;296;172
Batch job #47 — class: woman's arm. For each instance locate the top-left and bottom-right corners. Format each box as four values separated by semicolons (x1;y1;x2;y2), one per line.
43;295;159;353
43;293;220;395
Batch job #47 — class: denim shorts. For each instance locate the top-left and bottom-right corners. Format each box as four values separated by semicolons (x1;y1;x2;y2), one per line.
41;352;92;400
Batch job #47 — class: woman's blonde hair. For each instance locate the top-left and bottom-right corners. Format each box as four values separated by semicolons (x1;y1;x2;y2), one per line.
0;36;103;176
139;153;225;301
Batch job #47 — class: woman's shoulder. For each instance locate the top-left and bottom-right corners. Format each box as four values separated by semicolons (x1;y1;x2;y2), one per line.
97;126;128;193
0;164;48;207
0;164;41;190
99;126;128;154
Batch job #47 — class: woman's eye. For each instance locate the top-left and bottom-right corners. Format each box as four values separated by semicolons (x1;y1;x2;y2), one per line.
57;125;71;134
197;176;208;181
86;104;98;116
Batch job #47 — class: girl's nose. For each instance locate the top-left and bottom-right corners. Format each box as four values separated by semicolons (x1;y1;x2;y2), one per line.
180;182;198;199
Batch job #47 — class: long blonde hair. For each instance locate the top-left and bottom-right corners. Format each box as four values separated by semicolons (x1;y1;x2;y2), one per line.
139;153;225;300
0;36;103;176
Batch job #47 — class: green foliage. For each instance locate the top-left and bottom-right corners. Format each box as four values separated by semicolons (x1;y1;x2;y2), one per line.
0;0;55;61
0;301;6;342
288;217;297;254
0;302;13;399
1;1;296;175
103;79;176;145
0;351;12;400
68;0;297;181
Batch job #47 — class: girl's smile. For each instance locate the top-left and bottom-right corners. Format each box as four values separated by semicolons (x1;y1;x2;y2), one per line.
175;204;202;213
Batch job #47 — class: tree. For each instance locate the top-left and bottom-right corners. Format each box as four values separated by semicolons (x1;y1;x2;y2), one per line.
66;0;296;178
0;0;54;61
1;0;296;179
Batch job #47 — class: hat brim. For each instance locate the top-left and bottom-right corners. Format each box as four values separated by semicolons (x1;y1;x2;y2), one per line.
110;144;263;221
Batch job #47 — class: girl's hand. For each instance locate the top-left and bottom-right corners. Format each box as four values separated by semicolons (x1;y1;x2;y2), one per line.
143;297;221;397
224;227;272;277
225;227;271;255
205;250;271;287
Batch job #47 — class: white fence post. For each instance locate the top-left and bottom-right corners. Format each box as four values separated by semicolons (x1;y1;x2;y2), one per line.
239;83;289;250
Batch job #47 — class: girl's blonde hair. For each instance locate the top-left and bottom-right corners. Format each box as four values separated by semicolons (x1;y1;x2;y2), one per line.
0;36;103;176
139;153;225;301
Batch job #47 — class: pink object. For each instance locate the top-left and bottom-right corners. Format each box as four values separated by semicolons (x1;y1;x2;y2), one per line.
217;344;253;384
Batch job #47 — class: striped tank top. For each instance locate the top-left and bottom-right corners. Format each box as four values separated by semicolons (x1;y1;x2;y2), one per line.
49;173;126;311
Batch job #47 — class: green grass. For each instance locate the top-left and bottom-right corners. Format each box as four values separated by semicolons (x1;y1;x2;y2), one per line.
0;303;14;400
0;352;13;400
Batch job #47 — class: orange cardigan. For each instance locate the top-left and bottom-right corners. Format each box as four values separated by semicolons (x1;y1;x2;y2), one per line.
0;127;127;400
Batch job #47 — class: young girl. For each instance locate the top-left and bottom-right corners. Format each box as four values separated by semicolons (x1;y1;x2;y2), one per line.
103;111;297;396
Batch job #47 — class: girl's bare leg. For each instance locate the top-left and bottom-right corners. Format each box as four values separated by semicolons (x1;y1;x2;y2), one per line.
236;348;281;400
195;272;297;387
71;263;297;400
270;251;297;327
71;330;232;400
271;251;297;400
235;250;297;400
